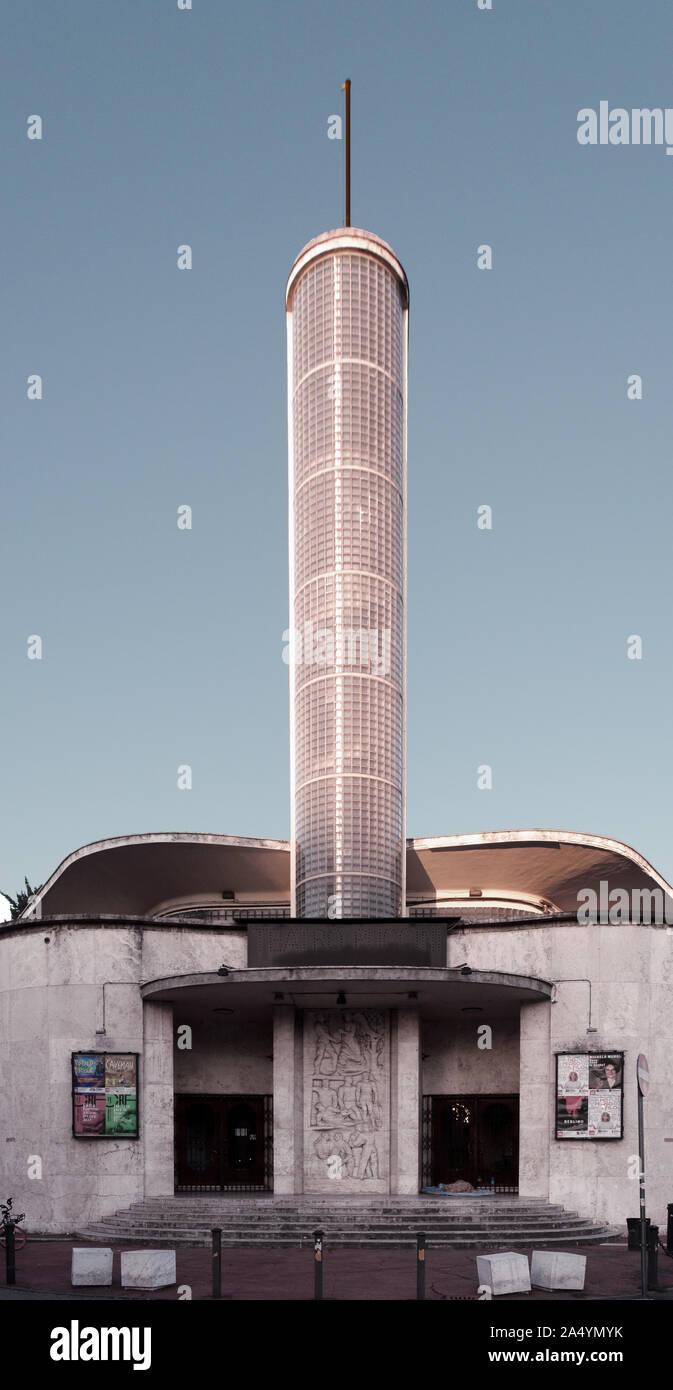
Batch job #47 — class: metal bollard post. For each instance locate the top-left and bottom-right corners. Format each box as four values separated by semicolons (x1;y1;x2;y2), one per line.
5;1226;16;1287
314;1229;324;1301
211;1227;222;1300
416;1232;426;1300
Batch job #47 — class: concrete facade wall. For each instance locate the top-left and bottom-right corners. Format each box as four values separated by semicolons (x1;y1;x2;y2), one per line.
173;1014;272;1094
448;923;673;1232
0;926;147;1233
422;1018;519;1094
1;917;671;1231
0;923;245;1233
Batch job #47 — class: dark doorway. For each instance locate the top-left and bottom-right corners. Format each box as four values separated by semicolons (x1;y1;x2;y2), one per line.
175;1095;272;1191
426;1095;519;1190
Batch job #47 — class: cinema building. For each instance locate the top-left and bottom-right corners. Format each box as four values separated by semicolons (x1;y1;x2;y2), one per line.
1;226;671;1240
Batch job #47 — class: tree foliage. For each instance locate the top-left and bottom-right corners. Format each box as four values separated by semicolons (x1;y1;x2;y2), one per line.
1;877;43;921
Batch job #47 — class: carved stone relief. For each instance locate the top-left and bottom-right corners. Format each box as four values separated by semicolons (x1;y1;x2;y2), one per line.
304;1009;389;1192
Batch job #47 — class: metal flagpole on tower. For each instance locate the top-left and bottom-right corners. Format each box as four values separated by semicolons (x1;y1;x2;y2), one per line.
342;79;351;226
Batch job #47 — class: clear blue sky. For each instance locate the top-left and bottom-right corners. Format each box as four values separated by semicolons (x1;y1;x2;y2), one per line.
3;0;673;913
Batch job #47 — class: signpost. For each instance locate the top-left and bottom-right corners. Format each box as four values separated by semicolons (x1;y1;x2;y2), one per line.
637;1053;649;1297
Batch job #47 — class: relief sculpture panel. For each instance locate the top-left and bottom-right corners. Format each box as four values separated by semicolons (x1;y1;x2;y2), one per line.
304;1009;389;1193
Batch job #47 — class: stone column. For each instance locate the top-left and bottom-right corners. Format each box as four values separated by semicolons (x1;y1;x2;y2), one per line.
518;1000;552;1199
390;1008;421;1194
143;1000;174;1198
273;1005;302;1194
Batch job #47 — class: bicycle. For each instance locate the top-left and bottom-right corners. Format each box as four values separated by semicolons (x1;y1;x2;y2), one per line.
0;1198;27;1252
0;1224;27;1251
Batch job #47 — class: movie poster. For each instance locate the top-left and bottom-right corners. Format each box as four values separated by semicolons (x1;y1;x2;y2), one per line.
73;1053;104;1089
557;1055;589;1095
588;1054;623;1092
74;1091;106;1136
555;1053;623;1139
105;1090;138;1135
105;1054;136;1089
556;1093;589;1136
588;1090;621;1138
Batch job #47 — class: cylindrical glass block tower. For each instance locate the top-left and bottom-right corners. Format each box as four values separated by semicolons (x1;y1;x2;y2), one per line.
286;228;408;918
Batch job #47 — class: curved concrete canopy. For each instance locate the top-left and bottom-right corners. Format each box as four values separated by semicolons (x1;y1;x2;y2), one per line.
141;966;553;1020
407;829;673;914
19;827;673;922
23;833;291;919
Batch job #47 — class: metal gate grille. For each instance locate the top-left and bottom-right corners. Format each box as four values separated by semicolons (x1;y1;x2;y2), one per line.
218;1095;274;1192
176;1095;274;1192
421;1095;433;1188
263;1094;274;1192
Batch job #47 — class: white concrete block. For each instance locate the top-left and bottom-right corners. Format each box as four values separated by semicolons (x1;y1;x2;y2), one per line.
121;1249;176;1289
531;1250;586;1291
71;1247;113;1286
476;1251;531;1296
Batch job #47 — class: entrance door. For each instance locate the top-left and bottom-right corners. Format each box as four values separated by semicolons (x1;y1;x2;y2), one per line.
175;1095;269;1191
429;1095;519;1190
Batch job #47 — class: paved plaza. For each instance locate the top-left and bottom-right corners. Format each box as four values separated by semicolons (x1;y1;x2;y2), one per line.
2;1238;672;1301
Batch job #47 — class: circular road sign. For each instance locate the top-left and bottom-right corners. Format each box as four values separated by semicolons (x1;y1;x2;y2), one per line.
637;1053;650;1096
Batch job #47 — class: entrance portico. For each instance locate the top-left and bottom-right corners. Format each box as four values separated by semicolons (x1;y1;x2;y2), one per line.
142;966;552;1197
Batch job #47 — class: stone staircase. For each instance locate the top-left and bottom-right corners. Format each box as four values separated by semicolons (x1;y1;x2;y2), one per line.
77;1195;616;1249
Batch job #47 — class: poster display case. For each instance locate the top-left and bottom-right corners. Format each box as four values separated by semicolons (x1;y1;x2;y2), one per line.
555;1052;623;1139
72;1052;139;1138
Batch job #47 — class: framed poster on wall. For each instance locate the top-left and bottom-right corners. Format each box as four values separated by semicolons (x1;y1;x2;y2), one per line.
72;1052;139;1138
555;1052;623;1140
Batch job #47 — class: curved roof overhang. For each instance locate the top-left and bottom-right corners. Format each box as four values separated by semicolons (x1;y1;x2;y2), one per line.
141;966;553;1020
18;827;673;923
406;829;673;915
22;833;291;920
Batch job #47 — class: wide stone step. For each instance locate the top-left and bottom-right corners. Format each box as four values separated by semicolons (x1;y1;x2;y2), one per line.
132;1196;561;1205
82;1229;607;1245
75;1195;613;1249
133;1197;561;1205
82;1215;599;1229
111;1200;567;1212
77;1226;613;1249
120;1213;559;1224
102;1217;571;1229
90;1223;593;1236
78;1218;613;1240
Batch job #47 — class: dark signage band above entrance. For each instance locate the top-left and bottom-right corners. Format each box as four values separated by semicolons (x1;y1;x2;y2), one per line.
247;920;448;968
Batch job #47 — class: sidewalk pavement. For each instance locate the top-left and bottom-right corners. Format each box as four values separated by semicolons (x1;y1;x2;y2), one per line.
2;1238;673;1300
